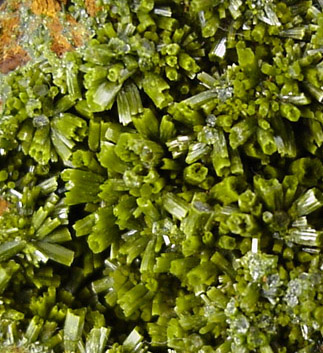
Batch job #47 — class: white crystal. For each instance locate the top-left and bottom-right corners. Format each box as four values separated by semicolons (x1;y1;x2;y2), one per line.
251;238;258;253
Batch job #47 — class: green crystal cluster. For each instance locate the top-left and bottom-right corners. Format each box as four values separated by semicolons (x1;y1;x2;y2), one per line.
1;0;323;352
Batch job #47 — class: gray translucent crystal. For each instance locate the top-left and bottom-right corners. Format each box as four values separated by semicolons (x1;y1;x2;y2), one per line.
267;274;280;287
279;27;305;40
198;11;206;27
241;251;277;281
152;218;174;236
284;275;313;308
203;304;216;317
280;93;310;105
162;235;170;246
301;324;309;340
262;274;282;302
33;115;49;128
263;4;281;26
206;115;217;127
231;315;250;335
216;86;233;101
193;201;213;213
285;279;302;307
225;298;238;316
211;38;227;59
153;7;172;17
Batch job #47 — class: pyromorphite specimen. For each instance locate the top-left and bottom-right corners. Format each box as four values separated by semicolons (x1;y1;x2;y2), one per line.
1;0;323;352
